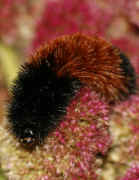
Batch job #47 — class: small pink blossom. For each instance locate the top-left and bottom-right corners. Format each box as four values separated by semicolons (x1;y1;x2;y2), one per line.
120;164;139;180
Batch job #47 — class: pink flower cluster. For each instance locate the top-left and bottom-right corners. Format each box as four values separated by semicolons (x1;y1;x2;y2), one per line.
32;0;114;49
37;87;111;179
0;0;35;43
111;95;139;179
115;95;139;136
102;0;139;27
0;0;19;37
120;164;139;180
123;0;139;28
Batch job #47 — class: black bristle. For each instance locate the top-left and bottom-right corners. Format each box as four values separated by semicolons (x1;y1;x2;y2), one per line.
119;52;136;96
8;60;81;146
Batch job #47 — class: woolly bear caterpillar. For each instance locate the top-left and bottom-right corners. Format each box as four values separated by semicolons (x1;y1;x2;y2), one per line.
7;33;136;148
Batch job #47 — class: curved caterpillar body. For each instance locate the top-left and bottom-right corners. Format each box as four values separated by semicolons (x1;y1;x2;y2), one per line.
8;33;136;148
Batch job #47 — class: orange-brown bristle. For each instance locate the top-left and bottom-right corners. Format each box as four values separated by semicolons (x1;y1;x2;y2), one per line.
30;33;136;102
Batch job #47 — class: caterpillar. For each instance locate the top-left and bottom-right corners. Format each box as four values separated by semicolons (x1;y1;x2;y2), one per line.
7;33;136;148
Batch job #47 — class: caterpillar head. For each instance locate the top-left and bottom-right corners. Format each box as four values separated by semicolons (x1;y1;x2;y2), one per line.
19;128;36;147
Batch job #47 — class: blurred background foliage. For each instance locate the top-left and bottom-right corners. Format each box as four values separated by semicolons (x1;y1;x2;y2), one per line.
0;0;139;179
